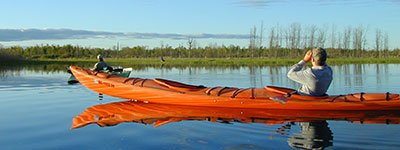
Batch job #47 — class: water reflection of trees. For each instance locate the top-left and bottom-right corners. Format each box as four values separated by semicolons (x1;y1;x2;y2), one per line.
375;64;389;87
0;64;77;79
354;64;364;87
1;64;395;92
0;66;22;78
332;64;393;93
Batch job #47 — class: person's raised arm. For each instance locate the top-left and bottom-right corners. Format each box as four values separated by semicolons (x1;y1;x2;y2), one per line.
303;50;312;63
287;50;313;84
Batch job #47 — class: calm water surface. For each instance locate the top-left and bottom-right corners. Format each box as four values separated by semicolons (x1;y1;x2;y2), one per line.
1;64;400;150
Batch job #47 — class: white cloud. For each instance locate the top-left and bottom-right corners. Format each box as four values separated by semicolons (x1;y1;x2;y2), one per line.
0;28;249;41
234;0;282;8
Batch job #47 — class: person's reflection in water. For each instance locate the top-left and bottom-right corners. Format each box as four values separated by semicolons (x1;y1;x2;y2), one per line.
288;121;333;150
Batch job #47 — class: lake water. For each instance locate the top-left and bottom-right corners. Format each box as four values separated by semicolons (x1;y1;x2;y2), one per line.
1;64;400;150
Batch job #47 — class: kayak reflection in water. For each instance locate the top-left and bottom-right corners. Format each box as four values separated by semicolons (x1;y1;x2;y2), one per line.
71;101;400;149
287;121;333;150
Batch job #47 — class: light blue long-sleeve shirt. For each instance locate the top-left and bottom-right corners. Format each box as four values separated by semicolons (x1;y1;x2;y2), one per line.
287;60;333;96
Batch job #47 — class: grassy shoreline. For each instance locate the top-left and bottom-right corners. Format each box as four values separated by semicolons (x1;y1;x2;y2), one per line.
4;57;400;66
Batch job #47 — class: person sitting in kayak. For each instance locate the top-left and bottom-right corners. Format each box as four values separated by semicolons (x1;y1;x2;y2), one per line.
287;47;332;96
93;55;112;72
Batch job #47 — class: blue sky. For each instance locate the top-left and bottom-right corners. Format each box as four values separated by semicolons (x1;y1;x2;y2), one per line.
0;0;399;49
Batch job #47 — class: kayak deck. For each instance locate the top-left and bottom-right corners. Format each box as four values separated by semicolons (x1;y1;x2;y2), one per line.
69;66;400;110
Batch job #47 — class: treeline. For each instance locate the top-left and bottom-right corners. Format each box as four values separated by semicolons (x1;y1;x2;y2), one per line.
1;44;399;61
0;48;23;63
1;23;399;60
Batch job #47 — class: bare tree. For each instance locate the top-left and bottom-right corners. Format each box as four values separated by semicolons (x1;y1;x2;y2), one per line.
302;26;309;49
277;24;283;48
258;21;264;49
362;26;369;50
269;26;275;49
296;24;301;49
316;26;327;48
289;23;301;50
288;24;294;49
249;26;257;57
352;25;367;50
187;38;195;58
337;32;342;49
384;32;389;51
375;28;383;51
308;25;317;48
284;27;290;49
330;24;337;49
343;26;351;50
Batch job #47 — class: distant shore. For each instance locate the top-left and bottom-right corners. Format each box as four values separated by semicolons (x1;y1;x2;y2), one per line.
14;57;400;66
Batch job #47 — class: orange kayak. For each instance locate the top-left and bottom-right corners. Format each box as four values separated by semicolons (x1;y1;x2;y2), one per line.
69;66;400;110
71;101;400;129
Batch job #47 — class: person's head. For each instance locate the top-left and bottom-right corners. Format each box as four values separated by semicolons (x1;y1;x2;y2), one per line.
311;47;327;66
97;55;104;61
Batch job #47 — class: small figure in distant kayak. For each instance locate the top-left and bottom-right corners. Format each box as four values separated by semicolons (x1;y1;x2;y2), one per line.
93;55;112;72
287;47;332;96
